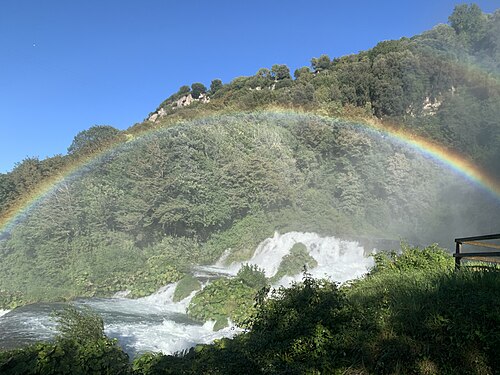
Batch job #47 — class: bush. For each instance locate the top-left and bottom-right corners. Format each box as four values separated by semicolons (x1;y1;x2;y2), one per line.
0;306;129;375
173;275;201;302
271;242;317;282
187;277;258;328
236;264;267;289
52;306;105;345
371;243;454;274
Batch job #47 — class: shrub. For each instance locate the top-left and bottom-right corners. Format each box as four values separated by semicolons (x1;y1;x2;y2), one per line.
187;277;257;328
173;275;201;302
236;264;267;289
271;242;317;282
371;243;454;274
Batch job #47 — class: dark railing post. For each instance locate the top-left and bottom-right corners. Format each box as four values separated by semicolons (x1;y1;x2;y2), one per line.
455;241;461;270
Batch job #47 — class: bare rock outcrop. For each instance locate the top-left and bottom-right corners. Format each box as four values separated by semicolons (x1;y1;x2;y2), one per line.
147;93;210;122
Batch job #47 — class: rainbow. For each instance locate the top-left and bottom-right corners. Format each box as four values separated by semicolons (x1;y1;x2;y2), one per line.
0;109;499;234
306;109;500;200
0;149;112;234
313;110;500;198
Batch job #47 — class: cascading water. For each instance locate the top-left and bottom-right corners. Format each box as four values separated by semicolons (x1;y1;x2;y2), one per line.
239;231;373;285
0;232;374;357
197;232;374;286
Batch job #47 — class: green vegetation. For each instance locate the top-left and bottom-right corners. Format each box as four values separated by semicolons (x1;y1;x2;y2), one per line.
187;277;256;328
271;242;317;282
187;265;267;328
190;83;207;99
0;4;498;312
173;275;201;302
1;111;497;309
0;5;498;372
235;264;267;290
134;246;500;374
67;125;124;156
0;307;129;374
2;246;498;374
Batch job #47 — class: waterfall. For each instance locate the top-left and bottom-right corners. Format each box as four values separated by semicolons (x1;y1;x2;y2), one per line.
231;231;374;286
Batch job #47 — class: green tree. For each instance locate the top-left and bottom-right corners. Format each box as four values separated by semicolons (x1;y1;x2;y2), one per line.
256;68;271;79
293;66;312;80
449;3;486;47
191;82;207;99
209;79;223;94
67;125;122;155
0;173;15;209
271;64;291;80
178;85;191;95
311;54;331;71
9;157;44;194
53;306;105;345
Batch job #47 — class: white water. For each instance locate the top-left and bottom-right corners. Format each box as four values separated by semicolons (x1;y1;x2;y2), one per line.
0;232;373;357
90;284;241;355
0;309;10;318
199;231;374;287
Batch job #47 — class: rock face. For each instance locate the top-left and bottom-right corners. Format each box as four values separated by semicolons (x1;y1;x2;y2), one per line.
421;96;442;115
406;95;443;117
147;94;210;122
173;93;210;108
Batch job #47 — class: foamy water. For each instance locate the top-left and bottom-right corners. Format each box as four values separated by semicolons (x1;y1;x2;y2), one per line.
0;309;10;318
201;231;374;286
0;232;373;357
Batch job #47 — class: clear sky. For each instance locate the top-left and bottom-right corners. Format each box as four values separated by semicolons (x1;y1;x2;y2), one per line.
0;0;498;173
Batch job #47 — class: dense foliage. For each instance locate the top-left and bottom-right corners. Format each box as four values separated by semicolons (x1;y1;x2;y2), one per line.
0;5;498;373
271;242;318;282
187;265;267;329
172;275;201;302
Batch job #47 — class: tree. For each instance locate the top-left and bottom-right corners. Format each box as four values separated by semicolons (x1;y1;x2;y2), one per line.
294;66;312;80
9;157;44;194
210;79;223;94
191;82;207;99
67;125;122;155
53;306;105;345
178;85;191;95
449;4;486;47
0;173;15;210
256;68;271;79
271;64;291;80
311;54;331;71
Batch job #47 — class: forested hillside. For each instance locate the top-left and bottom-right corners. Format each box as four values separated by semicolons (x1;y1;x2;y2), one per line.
0;4;499;310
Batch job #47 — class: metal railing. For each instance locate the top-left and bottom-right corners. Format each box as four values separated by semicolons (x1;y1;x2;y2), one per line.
454;233;500;270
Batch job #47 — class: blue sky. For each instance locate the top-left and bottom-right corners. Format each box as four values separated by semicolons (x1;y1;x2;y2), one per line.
0;1;498;173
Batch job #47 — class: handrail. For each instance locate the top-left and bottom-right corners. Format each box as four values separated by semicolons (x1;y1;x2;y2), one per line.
454;233;500;270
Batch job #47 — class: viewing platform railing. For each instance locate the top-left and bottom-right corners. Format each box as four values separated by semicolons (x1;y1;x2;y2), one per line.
454;233;500;270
